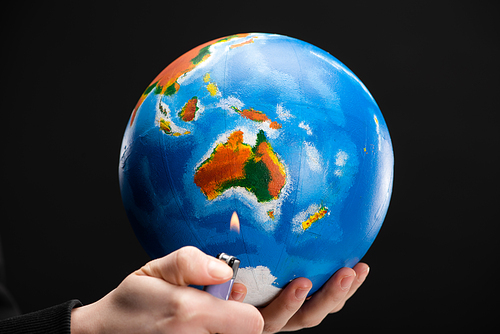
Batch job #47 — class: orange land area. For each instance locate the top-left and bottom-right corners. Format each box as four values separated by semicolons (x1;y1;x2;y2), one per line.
130;33;250;125
194;131;252;200
130;41;211;125
179;97;198;122
194;129;286;202
231;107;282;129
230;37;256;49
255;141;286;198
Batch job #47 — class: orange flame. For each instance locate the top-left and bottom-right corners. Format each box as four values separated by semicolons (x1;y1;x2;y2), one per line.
230;211;240;234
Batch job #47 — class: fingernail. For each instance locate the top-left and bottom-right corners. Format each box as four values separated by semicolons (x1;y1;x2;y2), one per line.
340;275;355;290
231;290;245;301
295;288;310;300
207;259;232;279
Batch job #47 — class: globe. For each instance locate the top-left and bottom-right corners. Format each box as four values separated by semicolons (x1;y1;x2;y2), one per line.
119;33;393;306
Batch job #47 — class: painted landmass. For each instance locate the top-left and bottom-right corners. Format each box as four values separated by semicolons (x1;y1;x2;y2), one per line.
130;33;251;125
159;119;188;136
194;130;286;202
230;37;257;49
158;102;190;136
178;97;199;122
301;204;329;230
230;106;282;129
203;73;219;96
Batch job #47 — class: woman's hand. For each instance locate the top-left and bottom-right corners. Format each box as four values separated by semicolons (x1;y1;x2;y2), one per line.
230;263;370;333
71;246;264;334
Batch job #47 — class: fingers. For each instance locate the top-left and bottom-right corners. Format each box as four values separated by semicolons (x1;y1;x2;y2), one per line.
207;299;264;334
229;283;247;302
344;262;370;302
259;278;312;334
282;267;357;331
325;262;370;313
230;263;370;333
160;286;263;334
136;246;233;286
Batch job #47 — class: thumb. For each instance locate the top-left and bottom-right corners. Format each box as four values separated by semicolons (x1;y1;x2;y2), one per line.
137;246;233;286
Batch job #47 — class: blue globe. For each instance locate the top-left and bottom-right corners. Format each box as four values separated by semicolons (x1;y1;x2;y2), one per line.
119;33;393;305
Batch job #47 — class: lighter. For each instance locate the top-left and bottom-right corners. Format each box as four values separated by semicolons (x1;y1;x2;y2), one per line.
204;253;240;300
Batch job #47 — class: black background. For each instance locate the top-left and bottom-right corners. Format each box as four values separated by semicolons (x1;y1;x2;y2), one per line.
1;1;498;331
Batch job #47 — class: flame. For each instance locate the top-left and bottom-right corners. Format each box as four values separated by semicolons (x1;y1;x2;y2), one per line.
230;211;240;233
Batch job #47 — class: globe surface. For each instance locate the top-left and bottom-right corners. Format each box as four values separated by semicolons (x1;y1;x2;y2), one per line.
119;33;393;306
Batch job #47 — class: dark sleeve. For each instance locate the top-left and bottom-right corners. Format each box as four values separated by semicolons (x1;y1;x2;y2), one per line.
0;283;20;320
0;300;82;334
0;239;20;320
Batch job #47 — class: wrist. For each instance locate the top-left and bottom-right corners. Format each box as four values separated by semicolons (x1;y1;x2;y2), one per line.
71;303;100;334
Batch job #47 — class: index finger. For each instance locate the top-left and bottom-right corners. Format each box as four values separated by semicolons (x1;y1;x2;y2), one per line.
137;246;233;286
259;277;312;333
281;267;356;331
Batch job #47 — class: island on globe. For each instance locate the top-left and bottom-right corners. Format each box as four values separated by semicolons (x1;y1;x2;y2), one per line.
119;33;394;306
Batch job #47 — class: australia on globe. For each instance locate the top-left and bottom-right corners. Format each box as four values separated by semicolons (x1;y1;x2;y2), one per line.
194;129;286;203
119;33;394;306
